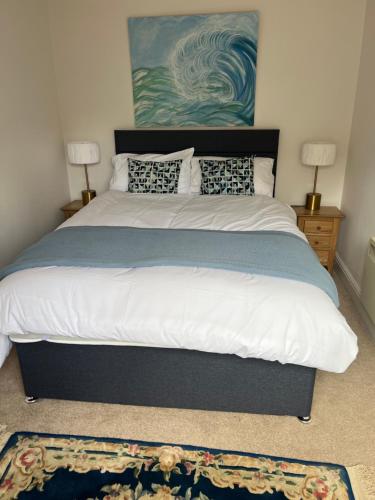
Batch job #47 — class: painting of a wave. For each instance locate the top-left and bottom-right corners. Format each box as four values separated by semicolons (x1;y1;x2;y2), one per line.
128;12;258;127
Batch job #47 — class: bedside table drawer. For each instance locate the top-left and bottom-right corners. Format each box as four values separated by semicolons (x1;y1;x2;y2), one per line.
293;206;344;275
61;200;84;221
315;250;330;266
304;219;333;234
306;235;331;250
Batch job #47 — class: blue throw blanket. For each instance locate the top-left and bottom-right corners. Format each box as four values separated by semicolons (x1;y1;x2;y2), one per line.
0;226;339;306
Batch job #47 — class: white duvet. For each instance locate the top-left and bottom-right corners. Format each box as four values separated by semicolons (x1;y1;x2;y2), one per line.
0;191;357;372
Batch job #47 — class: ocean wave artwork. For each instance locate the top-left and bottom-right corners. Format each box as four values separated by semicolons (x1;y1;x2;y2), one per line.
128;12;258;127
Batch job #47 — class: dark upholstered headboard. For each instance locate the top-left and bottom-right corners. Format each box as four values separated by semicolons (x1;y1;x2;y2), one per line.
114;129;280;194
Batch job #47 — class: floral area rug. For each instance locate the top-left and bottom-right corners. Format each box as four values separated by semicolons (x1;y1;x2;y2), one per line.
0;432;358;499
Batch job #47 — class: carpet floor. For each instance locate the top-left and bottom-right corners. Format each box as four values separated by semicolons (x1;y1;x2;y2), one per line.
0;271;374;470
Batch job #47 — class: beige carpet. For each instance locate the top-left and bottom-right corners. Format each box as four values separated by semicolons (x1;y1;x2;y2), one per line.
1;271;374;469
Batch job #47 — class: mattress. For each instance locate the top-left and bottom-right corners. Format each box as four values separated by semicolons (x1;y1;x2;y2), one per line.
9;333;160;348
0;191;358;372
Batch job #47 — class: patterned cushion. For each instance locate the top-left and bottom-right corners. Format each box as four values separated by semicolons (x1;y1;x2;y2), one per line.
128;158;182;194
200;157;255;195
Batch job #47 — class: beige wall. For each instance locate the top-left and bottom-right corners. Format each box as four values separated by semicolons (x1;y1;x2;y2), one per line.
338;1;375;290
48;0;365;205
0;0;69;267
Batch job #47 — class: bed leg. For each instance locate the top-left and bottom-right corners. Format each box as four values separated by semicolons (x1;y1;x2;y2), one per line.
297;415;311;424
24;396;38;404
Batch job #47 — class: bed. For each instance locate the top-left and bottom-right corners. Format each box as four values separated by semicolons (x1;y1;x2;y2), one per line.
0;129;358;420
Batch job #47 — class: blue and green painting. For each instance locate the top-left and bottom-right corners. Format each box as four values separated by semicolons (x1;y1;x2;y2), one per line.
128;12;258;127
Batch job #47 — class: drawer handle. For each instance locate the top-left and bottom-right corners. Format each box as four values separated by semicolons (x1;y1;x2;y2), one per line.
315;241;319;245
317;226;321;230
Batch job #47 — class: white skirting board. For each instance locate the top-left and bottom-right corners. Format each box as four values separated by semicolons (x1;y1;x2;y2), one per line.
335;254;375;341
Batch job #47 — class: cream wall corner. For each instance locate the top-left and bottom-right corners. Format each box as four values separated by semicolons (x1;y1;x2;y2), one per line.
0;0;70;267
338;0;375;289
47;0;366;205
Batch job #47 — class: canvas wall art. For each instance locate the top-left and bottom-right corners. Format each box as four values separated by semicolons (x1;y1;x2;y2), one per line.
128;12;259;127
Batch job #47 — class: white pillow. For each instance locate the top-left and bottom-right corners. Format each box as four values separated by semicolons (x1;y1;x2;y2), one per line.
110;148;194;194
190;156;275;197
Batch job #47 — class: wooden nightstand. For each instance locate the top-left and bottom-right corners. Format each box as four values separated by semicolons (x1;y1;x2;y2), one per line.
292;206;344;274
61;200;84;220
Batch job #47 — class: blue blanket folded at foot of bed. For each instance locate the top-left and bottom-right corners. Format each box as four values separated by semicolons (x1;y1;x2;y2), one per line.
0;226;339;306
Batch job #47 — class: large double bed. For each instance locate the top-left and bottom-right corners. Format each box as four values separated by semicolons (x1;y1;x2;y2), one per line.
0;130;357;419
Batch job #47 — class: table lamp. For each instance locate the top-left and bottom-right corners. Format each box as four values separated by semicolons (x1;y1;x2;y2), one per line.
67;142;100;205
301;142;336;211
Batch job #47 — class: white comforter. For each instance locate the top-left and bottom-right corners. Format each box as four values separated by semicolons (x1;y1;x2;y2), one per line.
0;191;357;372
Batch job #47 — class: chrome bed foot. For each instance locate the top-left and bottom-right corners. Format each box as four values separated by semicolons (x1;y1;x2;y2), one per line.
24;396;38;404
297;415;311;424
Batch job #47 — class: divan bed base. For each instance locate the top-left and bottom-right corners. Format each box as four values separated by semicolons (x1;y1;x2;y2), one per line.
15;341;316;418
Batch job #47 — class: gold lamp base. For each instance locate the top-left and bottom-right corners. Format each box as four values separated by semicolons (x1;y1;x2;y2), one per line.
82;189;96;206
305;192;321;211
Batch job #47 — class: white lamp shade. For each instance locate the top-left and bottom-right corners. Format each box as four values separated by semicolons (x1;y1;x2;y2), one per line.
302;142;336;166
67;142;100;165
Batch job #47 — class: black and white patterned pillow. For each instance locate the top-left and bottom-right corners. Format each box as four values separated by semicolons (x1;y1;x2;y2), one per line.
128;158;182;194
200;157;255;195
